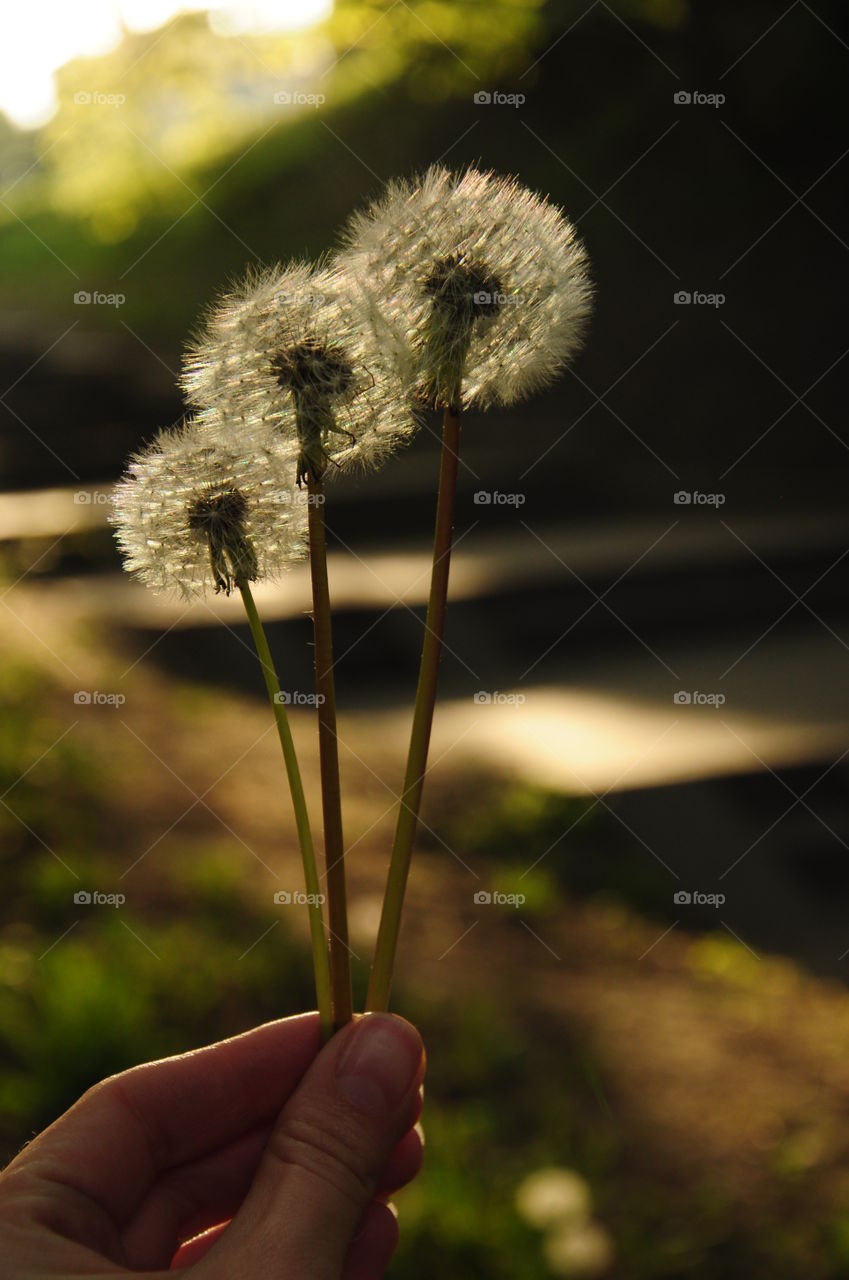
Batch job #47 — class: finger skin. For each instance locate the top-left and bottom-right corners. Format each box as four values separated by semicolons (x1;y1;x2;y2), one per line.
170;1198;404;1277
123;1124;270;1269
342;1201;399;1280
2;1013;324;1228
129;1122;422;1268
375;1125;423;1198
202;1014;425;1279
0;1014;425;1280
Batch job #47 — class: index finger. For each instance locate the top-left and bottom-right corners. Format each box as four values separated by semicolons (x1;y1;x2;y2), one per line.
7;1012;322;1226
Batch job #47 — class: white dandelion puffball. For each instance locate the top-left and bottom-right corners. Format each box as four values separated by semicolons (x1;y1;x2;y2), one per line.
182;261;417;486
334;165;593;412
111;420;307;599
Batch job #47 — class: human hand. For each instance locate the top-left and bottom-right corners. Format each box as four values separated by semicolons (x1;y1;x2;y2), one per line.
0;1011;425;1279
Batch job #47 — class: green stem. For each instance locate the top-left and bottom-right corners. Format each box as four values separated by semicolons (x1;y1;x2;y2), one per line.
238;578;333;1042
306;479;353;1029
367;405;461;1010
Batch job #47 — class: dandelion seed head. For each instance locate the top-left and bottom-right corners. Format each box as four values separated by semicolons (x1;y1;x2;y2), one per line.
271;337;356;400
111;419;307;599
182;262;418;485
421;254;503;321
335;165;593;411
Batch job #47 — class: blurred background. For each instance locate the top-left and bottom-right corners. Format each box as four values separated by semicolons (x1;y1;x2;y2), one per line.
2;0;849;1275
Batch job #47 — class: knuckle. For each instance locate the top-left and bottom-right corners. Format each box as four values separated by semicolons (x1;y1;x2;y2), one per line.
264;1101;377;1210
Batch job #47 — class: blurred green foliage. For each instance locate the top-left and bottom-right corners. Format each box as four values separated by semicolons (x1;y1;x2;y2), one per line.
6;1;555;237
428;777;676;920
21;0;688;227
0;0;691;339
0;659;99;855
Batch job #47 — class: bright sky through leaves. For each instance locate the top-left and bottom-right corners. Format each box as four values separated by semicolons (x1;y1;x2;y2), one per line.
0;0;333;129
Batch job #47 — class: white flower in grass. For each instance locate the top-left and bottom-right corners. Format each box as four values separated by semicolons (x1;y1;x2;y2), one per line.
110;420;307;599
543;1222;613;1277
333;165;593;412
516;1167;592;1229
181;261;417;486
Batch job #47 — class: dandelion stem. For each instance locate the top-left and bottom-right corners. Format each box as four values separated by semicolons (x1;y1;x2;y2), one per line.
306;478;353;1029
237;578;333;1042
367;405;461;1010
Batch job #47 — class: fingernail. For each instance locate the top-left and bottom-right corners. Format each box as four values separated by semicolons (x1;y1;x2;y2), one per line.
335;1014;423;1114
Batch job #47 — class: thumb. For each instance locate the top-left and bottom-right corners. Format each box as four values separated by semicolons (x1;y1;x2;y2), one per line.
203;1013;425;1280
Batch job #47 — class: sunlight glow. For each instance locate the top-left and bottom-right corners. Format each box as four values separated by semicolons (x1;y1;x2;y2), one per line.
0;0;334;129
